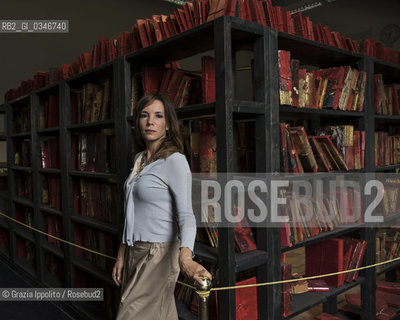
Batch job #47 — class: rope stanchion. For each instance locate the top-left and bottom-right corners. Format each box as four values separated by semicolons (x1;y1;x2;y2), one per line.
195;277;212;320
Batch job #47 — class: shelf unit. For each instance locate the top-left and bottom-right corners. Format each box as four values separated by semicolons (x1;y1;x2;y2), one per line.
0;14;399;320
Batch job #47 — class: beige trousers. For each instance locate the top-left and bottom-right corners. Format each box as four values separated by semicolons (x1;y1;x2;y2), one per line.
116;241;180;320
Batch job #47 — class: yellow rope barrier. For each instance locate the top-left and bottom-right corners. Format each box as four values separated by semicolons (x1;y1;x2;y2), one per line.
1;210;399;292
0;210;116;261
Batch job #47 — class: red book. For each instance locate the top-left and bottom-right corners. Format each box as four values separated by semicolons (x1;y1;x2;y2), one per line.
292;12;306;38
389;83;400;115
200;1;209;23
323;26;335;46
202;56;216;103
262;0;275;29
345;239;367;282
278;50;292;106
132;24;142;51
305;16;314;41
353;130;361;169
141;66;165;94
273;6;284;32
316;313;345;320
341;237;358;281
377;290;400;308
233;206;256;253
307;279;329;292
291;59;300;107
279;123;290;173
344;145;354;170
326;66;347;109
235;277;257;320
136;20;150;48
305;238;344;287
345;69;359;111
165;69;185;102
144;19;156;45
346;293;388;311
151;15;164;42
177;8;188;31
331;31;344;49
167;14;180;35
377;281;400;295
254;1;267;26
159;15;171;39
360;131;365;168
281;290;292;317
183;3;194;29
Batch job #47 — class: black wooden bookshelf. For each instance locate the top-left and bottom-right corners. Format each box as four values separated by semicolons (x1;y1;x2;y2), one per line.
0;14;400;320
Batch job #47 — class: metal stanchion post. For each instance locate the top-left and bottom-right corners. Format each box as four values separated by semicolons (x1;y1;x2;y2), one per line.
195;277;212;320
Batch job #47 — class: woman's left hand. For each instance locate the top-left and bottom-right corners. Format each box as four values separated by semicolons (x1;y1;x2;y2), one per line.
179;247;212;285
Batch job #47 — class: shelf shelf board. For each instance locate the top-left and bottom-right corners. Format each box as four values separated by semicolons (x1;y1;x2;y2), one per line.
233;101;265;115
0;247;10;258
278;31;363;67
0;216;10;228
37;127;60;135
72;255;114;286
10;132;31;138
13;196;34;207
280;105;364;118
40;205;63;217
35;83;59;96
281;224;363;253
383;213;400;224
42;241;64;259
284;276;365;319
375;114;400;122
69;170;117;180
66;61;114;86
127;16;263;68
15;257;37;278
375;164;400;172
194;242;268;272
376;260;400;276
0;135;6;140
9;94;30;105
176;299;197;320
14;226;35;243
11;165;32;172
38;168;61;174
176;102;216;119
68;119;115;131
70;213;119;235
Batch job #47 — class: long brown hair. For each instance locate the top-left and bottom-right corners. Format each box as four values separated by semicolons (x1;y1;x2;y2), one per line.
133;93;183;161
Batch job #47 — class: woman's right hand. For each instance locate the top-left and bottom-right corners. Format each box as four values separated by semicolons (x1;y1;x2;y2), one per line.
112;243;126;287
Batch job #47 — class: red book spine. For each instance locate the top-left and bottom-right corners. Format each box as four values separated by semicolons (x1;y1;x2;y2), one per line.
235;277;258;320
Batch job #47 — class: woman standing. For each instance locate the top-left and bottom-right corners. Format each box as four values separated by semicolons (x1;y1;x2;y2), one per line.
113;93;211;319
